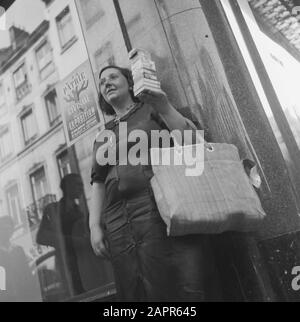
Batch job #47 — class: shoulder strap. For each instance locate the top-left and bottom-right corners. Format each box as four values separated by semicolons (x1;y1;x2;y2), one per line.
150;110;170;130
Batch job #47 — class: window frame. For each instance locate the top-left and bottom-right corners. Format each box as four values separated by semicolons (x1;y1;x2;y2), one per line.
20;106;38;146
56;148;72;180
44;88;61;127
5;182;23;228
35;38;55;80
13;61;31;101
56;6;77;50
94;41;115;73
29;165;49;205
13;63;27;88
28;164;51;226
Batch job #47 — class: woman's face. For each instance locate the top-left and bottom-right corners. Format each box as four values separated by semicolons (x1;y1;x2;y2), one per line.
99;68;130;105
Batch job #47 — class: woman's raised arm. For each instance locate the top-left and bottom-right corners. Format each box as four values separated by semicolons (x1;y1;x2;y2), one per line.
139;88;199;144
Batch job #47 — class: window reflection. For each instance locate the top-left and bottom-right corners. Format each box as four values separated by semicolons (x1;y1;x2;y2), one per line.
45;89;61;127
6;184;22;228
0;126;13;161
0;82;6;112
1;0;299;303
118;0;256;158
56;6;76;50
0;216;41;302
79;0;105;29
0;0;116;302
76;0;129;84
36;40;55;80
20;107;38;146
35;173;114;301
94;42;115;73
57;149;72;179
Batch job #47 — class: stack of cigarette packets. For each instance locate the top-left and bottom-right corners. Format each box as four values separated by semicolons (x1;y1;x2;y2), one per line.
129;48;161;97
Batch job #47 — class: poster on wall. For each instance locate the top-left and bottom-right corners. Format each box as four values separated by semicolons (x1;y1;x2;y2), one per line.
57;60;105;146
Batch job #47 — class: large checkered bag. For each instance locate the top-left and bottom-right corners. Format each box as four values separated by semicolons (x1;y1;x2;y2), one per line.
150;140;266;236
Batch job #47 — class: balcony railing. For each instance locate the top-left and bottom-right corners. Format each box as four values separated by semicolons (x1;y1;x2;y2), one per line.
26;194;57;229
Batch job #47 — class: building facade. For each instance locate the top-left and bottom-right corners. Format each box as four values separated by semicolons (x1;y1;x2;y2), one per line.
0;0;300;302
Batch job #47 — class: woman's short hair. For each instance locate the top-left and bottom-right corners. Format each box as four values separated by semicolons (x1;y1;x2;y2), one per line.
98;65;139;115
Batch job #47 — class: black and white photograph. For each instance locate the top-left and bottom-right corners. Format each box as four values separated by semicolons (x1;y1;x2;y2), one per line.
0;0;300;305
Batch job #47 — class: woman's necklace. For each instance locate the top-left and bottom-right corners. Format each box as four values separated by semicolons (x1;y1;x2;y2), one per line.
114;102;139;123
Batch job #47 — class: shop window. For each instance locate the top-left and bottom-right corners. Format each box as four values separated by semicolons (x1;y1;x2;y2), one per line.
56;6;76;50
36;40;55;80
0;127;13;161
21;108;38;145
13;63;30;101
57;149;72;179
6;184;22;227
79;0;105;29
45;89;60;126
94;42;115;73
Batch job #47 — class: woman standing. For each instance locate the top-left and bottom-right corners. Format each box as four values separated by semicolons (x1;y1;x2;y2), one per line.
89;65;220;301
